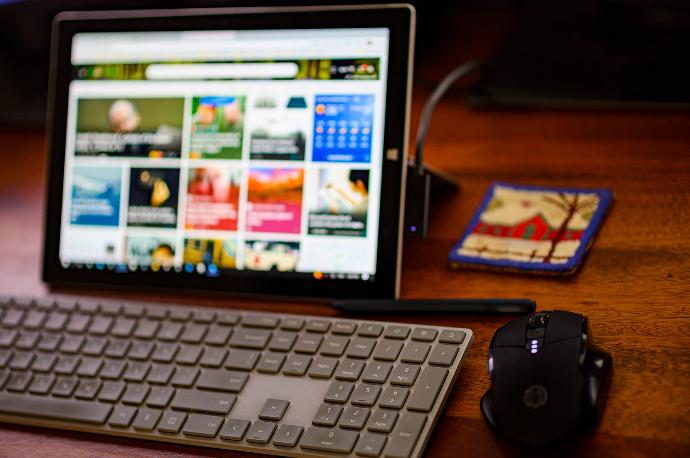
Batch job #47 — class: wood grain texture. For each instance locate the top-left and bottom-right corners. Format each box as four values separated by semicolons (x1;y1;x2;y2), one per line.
1;10;690;458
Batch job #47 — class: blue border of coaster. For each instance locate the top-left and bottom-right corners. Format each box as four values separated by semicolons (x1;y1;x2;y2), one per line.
448;182;613;274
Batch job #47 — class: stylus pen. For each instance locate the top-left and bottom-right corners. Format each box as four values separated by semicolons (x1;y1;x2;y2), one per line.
331;298;536;314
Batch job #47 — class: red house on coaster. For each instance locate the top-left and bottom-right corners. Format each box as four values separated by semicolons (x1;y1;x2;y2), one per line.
473;213;585;241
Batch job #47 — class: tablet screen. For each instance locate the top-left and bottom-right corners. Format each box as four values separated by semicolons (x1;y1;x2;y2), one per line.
59;27;390;282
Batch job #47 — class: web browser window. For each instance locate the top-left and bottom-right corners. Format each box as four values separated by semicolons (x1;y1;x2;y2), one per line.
59;28;389;280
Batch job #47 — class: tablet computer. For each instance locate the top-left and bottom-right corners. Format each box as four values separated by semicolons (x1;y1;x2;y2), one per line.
42;5;414;299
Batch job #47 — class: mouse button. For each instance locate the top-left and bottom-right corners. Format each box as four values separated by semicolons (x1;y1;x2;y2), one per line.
544;310;585;344
493;315;530;347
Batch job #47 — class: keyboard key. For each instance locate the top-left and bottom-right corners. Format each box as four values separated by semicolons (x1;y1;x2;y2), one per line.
171;367;199;387
256;352;286;374
148;364;175;385
400;342;431;364
321;335;349;356
123;362;151;382
88;316;113;335
259;398;290;421
129;341;154;360
216;312;240;326
390;364;420;386
225;349;260;371
109;405;137;428
339;406;370;430
305;319;330;333
246;420;277;444
294;334;323;354
7;372;32;392
358;323;384;337
385;412;427;458
152;343;178;363
352;383;382;406
66;313;91;334
133;407;162;431
105;339;130;358
439;329;466;344
146;386;175;408
52;376;78;397
54;356;80;375
0;349;10;368
279;317;304;331
273;424;304;447
282;354;312;376
0;392;112;425
60;334;84;354
77;301;100;314
170;309;191;321
428;344;459;366
205;326;232;346
268;331;297;352
220;418;250;441
0;329;18;347
134;320;159;340
308;356;338;379
362;362;393;384
28;373;54;394
183;413;224;438
176;345;202;365
335;359;365;381
157;411;187;434
407;366;448;412
77;357;103;377
99;381;125;403
332;321;357;335
9;351;34;370
111;318;136;337
158;322;183;341
199;347;227;368
100;303;121;316
324;381;355;404
2;309;24;327
100;359;127;380
356;433;387;457
367;410;398;433
347;338;377;359
22;311;46;330
192;310;216;324
242;314;279;329
181;323;207;343
0;369;7;389
379;387;409;409
75;379;102;400
229;328;271;349
300;426;359;454
384;325;410;340
37;332;61;351
373;340;404;361
82;337;108;356
123;304;145;318
144;307;167;320
171;389;236;415
313;403;343;426
122;383;150;405
411;328;437;342
197;369;249;393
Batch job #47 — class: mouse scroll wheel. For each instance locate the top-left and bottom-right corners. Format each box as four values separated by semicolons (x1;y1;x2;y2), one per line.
528;312;550;329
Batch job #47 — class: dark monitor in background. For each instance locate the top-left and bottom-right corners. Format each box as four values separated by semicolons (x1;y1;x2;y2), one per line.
471;0;690;109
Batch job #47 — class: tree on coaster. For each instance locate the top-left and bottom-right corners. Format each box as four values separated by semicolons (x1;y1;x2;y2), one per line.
541;192;598;263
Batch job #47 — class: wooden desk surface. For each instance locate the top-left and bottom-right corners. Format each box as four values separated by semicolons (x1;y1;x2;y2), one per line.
1;16;690;456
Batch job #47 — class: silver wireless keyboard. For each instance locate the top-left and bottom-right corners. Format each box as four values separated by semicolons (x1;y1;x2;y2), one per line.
0;296;473;458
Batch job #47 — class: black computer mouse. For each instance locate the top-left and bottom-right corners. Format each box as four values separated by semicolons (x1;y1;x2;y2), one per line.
480;310;612;446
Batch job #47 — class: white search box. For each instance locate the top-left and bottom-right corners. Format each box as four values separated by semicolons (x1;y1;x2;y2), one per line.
145;62;299;80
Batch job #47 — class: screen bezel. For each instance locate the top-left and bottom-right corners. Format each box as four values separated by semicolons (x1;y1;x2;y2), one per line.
43;5;414;300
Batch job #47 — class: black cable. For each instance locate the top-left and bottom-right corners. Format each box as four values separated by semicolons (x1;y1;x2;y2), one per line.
414;60;484;175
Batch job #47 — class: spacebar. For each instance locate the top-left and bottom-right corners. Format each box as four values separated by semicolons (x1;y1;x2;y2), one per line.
0;392;113;425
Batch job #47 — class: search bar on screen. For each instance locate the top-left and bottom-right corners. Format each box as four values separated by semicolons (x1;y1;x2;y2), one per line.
145;62;299;80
